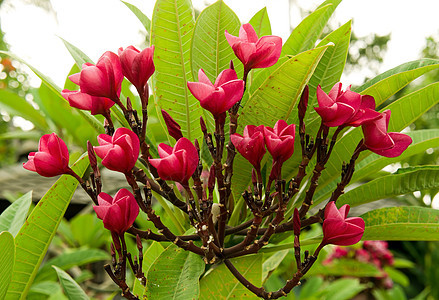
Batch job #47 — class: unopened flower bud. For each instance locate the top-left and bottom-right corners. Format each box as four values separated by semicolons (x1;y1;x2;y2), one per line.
87;140;98;171
136;234;142;250
299;85;309;122
293;208;301;236
208;165;215;190
161;109;183;141
229;60;235;71
200;116;207;133
251;168;257;185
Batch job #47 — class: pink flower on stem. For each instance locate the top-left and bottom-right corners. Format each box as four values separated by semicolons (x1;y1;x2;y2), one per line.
315;83;380;127
264;120;296;179
362;110;412;158
148;137;199;185
23;133;72;177
231;125;266;170
187;69;244;119
225;23;282;72
94;128;140;174
93;189;139;235
61;89;115;116
161;109;183;141
118;45;155;95
321;201;365;246
69;51;123;101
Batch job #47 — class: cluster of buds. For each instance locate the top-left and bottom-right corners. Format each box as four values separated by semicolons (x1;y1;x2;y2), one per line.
22;22;412;300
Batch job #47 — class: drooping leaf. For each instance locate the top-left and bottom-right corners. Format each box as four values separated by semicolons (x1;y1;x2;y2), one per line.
338;166;439;207
132;241;164;297
35;248;109;283
0;232;15;299
0;191;32;237
52;266;89;300
151;0;204;142
249;7;271;37
122;1;151;33
200;254;262;300
361;206;439;241
232;45;330;200
314;129;439;205
59;38;92;69
146;244;205;300
0;89;49;130
6;155;89;300
262;250;288;281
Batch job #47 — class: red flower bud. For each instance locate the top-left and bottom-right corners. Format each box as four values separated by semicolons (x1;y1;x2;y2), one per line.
231;125;266;169
322;202;365;246
94;189;139;235
62;89;114;116
187;68;244;118
69;51;123;101
161;109;183;141
94;128;140;174
293;208;301;236
148;137;199;185
362;110;412;158
118;45;155;95
225;23;282;72
23;133;71;177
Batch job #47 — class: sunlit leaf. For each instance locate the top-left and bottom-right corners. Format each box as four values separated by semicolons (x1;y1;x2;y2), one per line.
6;155;89;300
146;244;205;299
122;1;151;34
249;7;271;37
200;254;262;300
361;206;439;240
0;232;15;299
0;192;32;237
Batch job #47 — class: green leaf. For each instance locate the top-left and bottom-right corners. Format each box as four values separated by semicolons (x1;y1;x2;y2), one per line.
0;51;102;134
315;82;439;204
28;281;61;296
132;241;164;297
232;45;330;200
70;214;107;248
6;155;89;300
52;266;89;300
200;254;262;300
122;1;151;33
309;259;380;277
317;278;366;300
59;38;92;69
282;1;340;56
0;191;32;237
146;244;205;300
35;248;109;283
0;131;42;140
361;206;439;241
0;232;15;299
314;129;439;205
299;276;324;299
249;7;271;37
262;250;288;281
0;89;49;130
355;59;439;102
191;0;241;81
338;166;439;207
151;0;203;142
384;266;409;287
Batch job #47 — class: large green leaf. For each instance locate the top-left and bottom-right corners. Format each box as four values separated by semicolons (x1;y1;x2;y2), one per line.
52;266;89;300
282;1;340;56
249;7;271;37
6;155;89;300
309;259;380;277
0;89;49;130
151;0;204;142
355;59;439;99
338;166;439;207
232;45;330;200
200;254;262;300
191;0;241;81
35;248;109;283
59;38;92;70
0;232;15;299
313;129;439;205
0;51;102;134
132;241;164;297
0;192;32;237
361;206;439;241
146;244;205;300
315;82;439;203
122;1;152;33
